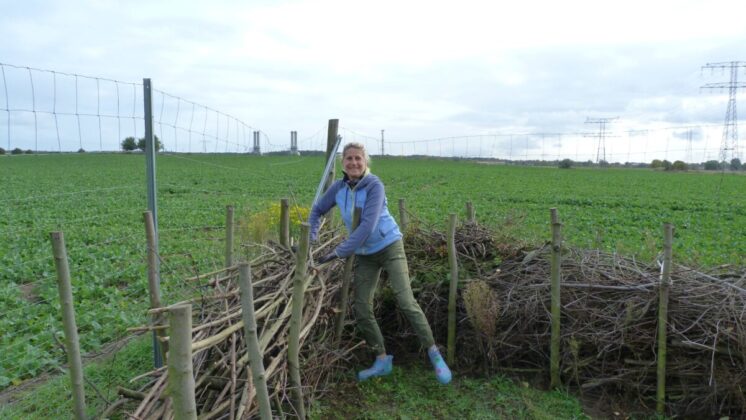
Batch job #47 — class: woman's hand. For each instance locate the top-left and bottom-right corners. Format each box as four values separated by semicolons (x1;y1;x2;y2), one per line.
315;252;338;265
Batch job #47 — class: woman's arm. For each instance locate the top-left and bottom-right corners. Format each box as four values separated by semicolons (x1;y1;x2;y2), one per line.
308;181;341;242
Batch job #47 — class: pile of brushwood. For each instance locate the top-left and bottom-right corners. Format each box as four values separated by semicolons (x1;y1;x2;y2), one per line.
106;228;369;418
110;220;745;418
400;221;745;418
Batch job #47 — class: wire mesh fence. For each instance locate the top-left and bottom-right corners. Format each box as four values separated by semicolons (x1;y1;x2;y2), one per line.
0;62;257;154
2;62;741;163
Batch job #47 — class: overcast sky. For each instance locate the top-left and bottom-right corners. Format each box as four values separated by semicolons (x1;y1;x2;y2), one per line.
1;0;745;161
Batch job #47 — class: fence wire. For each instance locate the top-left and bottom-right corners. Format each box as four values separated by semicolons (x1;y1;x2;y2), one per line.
1;62;741;163
0;62;257;154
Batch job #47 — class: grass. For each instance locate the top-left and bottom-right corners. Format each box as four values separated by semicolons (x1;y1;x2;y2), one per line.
1;340;591;419
375;158;746;268
0;334;152;419
311;364;588;420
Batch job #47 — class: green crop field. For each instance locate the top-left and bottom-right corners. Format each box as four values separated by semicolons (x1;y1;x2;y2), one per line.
1;152;745;389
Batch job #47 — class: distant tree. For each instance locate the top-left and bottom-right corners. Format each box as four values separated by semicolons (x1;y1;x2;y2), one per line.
598;159;609;167
0;147;5;155
121;136;137;152
704;160;720;170
136;135;162;152
77;148;86;153
650;159;663;169
662;160;672;170
671;160;688;171
730;158;742;171
559;158;573;169
11;148;22;155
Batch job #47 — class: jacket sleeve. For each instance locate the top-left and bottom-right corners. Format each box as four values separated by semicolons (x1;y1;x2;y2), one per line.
309;182;340;242
333;179;385;258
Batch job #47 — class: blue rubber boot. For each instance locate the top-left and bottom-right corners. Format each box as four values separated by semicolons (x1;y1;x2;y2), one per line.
428;347;452;384
357;355;393;381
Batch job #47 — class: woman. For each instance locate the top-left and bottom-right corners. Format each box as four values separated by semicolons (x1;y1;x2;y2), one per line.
309;142;451;384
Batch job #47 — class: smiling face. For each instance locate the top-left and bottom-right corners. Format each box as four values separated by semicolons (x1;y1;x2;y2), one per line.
343;147;367;180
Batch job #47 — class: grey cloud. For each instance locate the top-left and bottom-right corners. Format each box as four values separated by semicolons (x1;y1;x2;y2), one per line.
672;128;704;141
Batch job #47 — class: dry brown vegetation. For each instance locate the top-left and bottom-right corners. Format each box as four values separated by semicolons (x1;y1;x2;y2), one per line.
110;219;745;418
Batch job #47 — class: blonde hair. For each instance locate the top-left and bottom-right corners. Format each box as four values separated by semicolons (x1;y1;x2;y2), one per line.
342;142;371;165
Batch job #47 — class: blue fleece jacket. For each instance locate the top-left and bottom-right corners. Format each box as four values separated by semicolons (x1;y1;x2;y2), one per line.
309;171;402;258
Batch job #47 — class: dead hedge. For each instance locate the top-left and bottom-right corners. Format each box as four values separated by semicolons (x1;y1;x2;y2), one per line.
109;221;745;418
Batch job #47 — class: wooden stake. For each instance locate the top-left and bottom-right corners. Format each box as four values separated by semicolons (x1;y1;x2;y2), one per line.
288;223;310;419
550;208;562;389
168;304;197;420
226;205;235;268
238;263;272;420
144;211;167;364
398;198;408;233
657;223;673;415
335;207;361;343
50;231;87;420
280;198;290;248
466;201;475;223
324;119;339;193
447;213;458;366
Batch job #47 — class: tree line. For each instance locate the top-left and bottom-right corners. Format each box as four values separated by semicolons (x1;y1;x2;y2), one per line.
120;136;163;152
556;157;744;171
649;158;743;171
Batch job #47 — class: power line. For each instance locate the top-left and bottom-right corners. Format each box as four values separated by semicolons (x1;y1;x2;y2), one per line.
686;129;697;163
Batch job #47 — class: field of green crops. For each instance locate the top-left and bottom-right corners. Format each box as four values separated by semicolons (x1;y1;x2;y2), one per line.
1;152;744;389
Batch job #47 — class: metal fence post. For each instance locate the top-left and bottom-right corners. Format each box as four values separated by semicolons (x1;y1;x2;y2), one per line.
143;77;162;368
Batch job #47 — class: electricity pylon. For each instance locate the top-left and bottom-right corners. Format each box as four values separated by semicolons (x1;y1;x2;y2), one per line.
701;61;746;163
585;117;618;164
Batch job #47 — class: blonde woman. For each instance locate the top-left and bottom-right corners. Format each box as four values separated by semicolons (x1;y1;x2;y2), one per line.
309;142;451;384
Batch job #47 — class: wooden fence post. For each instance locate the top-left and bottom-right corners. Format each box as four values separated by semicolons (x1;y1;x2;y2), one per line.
144;211;167;365
280;198;290;248
335;208;362;343
466;201;475;223
50;231;87;420
657;223;673;415
324;119;339;192
168;304;197;420
288;223;310;419
549;208;562;389
398;198;408;233
226;205;235;268
447;213;459;366
238;263;272;420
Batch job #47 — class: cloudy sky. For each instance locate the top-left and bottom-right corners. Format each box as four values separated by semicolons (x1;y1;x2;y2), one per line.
1;0;745;161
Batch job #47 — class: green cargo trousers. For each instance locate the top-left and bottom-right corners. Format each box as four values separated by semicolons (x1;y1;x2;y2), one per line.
352;239;435;355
